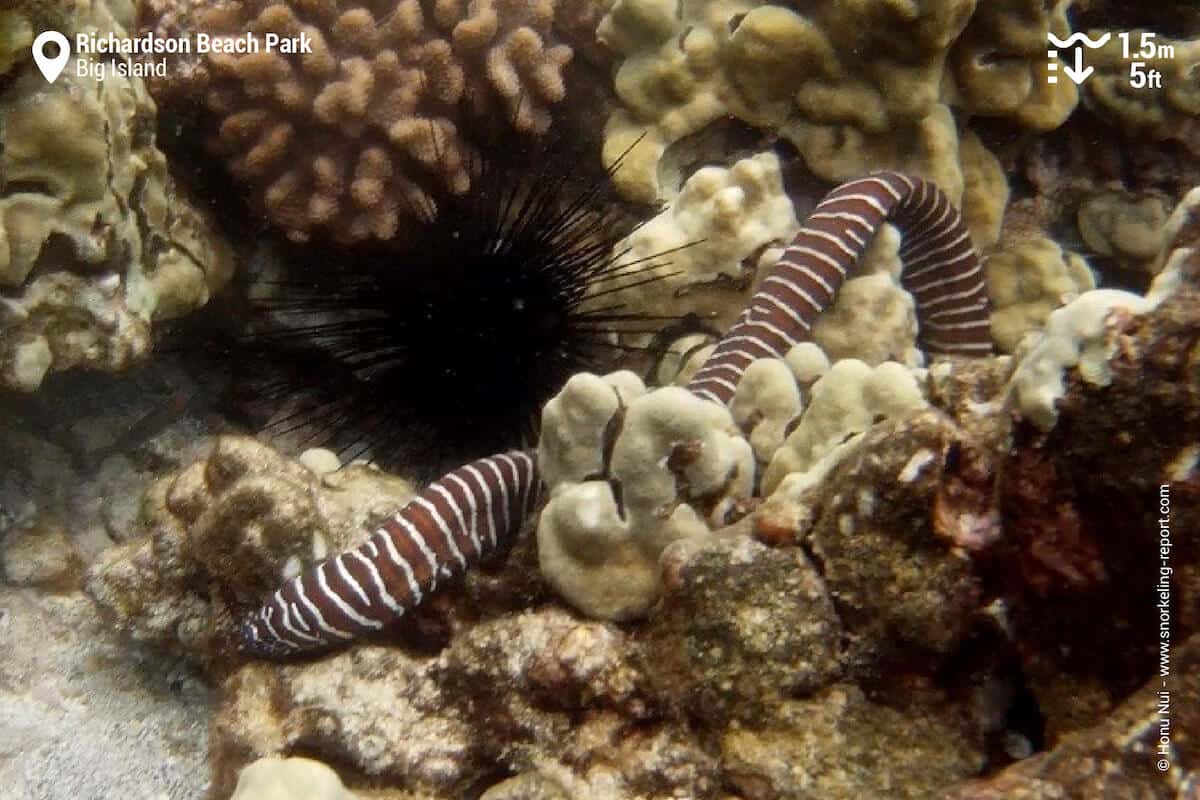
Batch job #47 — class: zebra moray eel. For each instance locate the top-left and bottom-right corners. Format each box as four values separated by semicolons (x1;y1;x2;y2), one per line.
240;450;541;658
238;171;992;658
687;172;990;405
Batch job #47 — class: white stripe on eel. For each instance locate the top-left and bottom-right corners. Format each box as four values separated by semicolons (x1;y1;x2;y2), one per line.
238;449;542;657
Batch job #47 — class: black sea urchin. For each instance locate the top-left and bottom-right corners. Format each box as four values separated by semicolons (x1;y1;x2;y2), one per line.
226;147;678;477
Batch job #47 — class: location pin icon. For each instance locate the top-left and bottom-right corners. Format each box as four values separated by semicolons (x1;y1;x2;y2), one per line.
32;31;71;84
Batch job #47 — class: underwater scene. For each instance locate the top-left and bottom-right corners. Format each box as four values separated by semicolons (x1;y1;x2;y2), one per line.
0;0;1198;797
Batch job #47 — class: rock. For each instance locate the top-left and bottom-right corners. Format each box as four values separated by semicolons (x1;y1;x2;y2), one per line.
645;535;843;725
722;684;985;799
0;518;82;590
941;635;1200;799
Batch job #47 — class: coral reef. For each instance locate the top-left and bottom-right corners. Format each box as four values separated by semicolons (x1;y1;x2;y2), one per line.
986;236;1097;353
595;0;1019;258
597;0;978;203
74;235;1199;796
1084;31;1200;154
762;359;930;493
186;0;592;243
1007;193;1189;431
0;0;233;392
947;0;1079;130
7;0;1200;796
86;436;415;660
997;216;1199;739
537;372;754;620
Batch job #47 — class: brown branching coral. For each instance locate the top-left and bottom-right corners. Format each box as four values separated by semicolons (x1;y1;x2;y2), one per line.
197;0;581;243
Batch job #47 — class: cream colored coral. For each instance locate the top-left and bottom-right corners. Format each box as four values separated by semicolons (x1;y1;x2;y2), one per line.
948;0;1079;130
958;129;1010;251
1008;289;1152;431
780;103;967;208
731;359;802;469
763;360;929;494
231;758;361;800
806;223;921;367
538;371;647;488
658;333;715;386
609;152;799;336
1083;32;1200;153
0;0;232;391
202;0;580;243
1009;197;1194;431
987;236;1097;353
811;274;921;367
784;342;831;385
599;0;978;204
1078;192;1171;268
538;376;754;620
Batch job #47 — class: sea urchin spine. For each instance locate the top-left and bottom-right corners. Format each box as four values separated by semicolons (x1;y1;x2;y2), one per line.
231;148;677;475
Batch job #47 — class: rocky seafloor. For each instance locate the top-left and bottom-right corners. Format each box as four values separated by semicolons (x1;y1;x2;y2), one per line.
2;0;1199;798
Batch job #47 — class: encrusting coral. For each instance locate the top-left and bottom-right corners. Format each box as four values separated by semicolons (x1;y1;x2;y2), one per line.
598;0;977;203
191;0;589;243
595;0;1025;254
1007;188;1197;432
607;152;799;336
0;0;233;392
1076;191;1172;271
761;359;931;494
